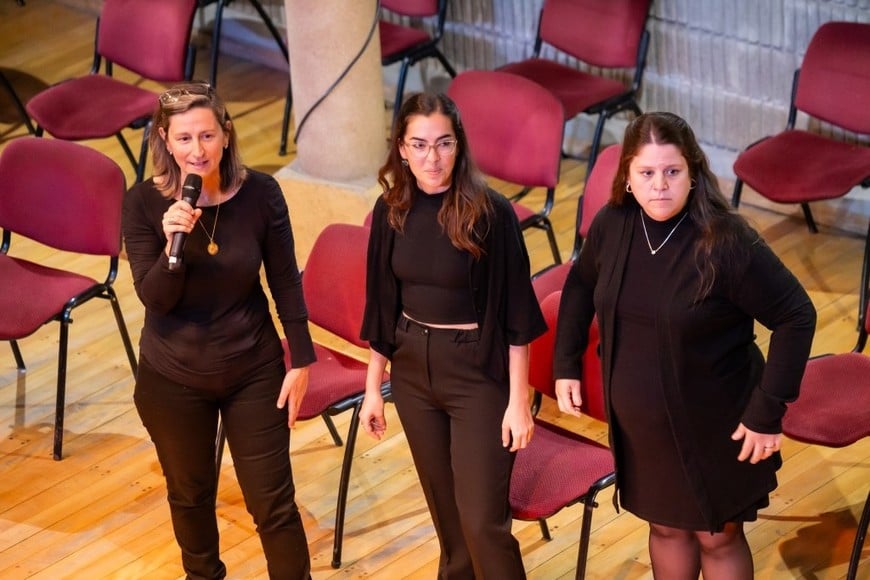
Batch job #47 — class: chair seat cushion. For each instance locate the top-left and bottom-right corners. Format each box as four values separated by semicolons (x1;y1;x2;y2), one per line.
379;20;432;62
734;130;870;203
782;352;870;447
510;418;614;520
499;58;629;119
0;255;98;339
26;75;159;139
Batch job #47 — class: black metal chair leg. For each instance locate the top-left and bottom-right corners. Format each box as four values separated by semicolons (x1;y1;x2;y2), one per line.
331;401;363;569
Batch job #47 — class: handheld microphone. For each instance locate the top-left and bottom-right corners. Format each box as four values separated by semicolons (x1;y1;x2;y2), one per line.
167;174;202;271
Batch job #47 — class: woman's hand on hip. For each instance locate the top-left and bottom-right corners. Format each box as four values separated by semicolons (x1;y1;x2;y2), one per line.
277;366;310;428
732;422;782;464
555;378;583;417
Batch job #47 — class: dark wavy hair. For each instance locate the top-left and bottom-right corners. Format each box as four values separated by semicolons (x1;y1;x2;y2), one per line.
377;92;491;259
611;112;756;299
149;81;246;198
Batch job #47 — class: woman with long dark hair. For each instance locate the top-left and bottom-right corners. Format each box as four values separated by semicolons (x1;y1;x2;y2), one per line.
359;92;546;578
554;112;816;579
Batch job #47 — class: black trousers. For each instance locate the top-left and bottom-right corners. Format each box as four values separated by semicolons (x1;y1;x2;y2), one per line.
134;356;310;580
391;315;526;579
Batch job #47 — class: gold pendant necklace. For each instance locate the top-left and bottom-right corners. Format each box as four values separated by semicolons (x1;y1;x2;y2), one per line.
198;201;221;256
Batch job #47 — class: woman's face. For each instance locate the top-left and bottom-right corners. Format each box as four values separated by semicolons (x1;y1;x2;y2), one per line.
627;142;692;221
399;112;458;194
160;107;229;187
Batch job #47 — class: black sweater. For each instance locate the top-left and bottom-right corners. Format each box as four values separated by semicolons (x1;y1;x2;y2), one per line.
122;169;315;390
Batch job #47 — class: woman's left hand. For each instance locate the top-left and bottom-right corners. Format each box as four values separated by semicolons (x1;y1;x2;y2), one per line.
502;401;534;452
731;422;782;464
277;366;310;428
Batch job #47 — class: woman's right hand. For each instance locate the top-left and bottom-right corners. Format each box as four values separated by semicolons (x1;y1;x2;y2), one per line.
555;378;583;417
161;199;202;254
359;393;386;440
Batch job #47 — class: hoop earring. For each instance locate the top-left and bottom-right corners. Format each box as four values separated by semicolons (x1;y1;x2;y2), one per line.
625;183;632;193
690;178;697;189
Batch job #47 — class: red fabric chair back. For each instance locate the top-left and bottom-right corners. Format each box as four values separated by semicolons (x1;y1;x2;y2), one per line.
98;0;197;82
539;0;652;68
579;143;620;240
381;0;439;17
301;223;371;350
0;137;125;256
447;70;564;189
794;21;870;134
529;291;605;422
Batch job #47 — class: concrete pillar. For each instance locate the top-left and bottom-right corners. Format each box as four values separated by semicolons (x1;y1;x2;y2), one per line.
282;0;385;182
277;0;386;263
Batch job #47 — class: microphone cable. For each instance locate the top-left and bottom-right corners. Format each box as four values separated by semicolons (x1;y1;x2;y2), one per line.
293;0;380;144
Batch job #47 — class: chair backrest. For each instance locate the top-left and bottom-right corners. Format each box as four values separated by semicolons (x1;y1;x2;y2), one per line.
98;0;197;82
538;0;652;68
574;143;620;255
381;0;441;19
447;70;564;189
529;291;606;422
301;223;371;350
794;21;870;135
0;137;126;256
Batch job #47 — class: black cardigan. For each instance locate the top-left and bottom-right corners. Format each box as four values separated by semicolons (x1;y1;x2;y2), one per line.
361;188;546;383
554;203;817;530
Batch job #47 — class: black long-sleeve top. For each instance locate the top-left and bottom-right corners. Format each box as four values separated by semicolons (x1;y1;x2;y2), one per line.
122;169;315;391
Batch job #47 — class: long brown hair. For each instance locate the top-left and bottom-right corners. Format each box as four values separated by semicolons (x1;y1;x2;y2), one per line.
611;112;755;299
377;92;491;259
149;81;246;197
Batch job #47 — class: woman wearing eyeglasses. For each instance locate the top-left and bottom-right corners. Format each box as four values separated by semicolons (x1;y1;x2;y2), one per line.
121;81;314;579
359;92;546;578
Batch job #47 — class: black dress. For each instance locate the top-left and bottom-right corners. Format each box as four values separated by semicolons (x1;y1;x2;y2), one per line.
611;210;768;530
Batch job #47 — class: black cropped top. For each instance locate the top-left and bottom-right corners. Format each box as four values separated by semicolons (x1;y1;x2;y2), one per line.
391;187;477;324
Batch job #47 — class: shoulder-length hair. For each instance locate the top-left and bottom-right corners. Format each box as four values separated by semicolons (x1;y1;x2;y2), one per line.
611;112;755;299
377;92;491;259
149;81;246;197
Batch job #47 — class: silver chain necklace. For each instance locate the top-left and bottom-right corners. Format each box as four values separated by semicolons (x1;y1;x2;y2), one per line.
640;209;688;255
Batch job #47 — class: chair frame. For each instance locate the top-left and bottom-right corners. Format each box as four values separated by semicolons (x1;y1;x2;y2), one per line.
27;0;197;183
731;21;870;234
380;0;457;124
502;0;651;169
0;69;36;135
0;138;139;460
517;291;615;579
782;219;870;579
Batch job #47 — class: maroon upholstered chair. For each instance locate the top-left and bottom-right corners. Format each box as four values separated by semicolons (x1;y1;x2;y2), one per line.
781;219;870;579
531;143;621;303
499;0;652;169
380;0;456;124
447;69;566;270
512;290;613;579
214;223;391;569
731;21;870;233
25;0;198;183
0;137;138;460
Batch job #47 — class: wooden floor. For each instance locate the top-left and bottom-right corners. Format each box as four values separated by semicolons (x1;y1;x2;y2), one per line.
1;2;869;579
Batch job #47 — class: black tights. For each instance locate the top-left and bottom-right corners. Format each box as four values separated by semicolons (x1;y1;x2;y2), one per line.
648;521;753;580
